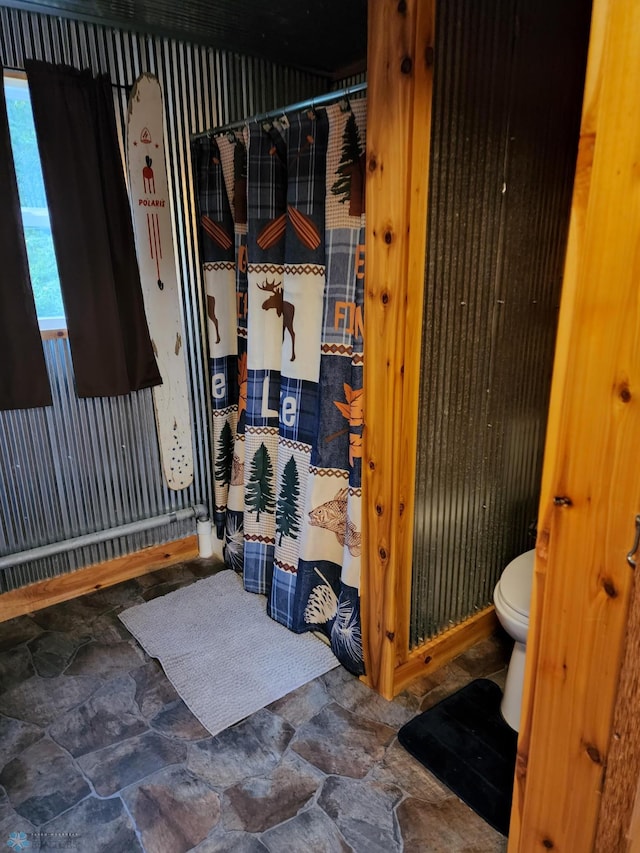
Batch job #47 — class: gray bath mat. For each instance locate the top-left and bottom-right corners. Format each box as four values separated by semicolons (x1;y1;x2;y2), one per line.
120;570;339;736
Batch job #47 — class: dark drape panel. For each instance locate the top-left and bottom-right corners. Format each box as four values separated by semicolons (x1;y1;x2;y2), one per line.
0;70;51;410
25;60;161;397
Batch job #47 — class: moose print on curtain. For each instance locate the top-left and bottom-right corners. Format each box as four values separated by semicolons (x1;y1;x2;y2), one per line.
193;100;366;674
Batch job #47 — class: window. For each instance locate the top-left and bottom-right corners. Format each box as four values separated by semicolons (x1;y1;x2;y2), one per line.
3;72;65;330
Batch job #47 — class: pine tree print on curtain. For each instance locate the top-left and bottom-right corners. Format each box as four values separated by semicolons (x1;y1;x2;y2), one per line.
243;123;288;595
290;101;367;675
270;111;329;628
276;455;301;547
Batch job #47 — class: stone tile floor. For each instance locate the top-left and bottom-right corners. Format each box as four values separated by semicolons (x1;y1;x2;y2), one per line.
0;557;512;852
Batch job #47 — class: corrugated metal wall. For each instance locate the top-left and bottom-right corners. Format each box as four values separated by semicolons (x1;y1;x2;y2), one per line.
331;72;367;90
0;0;367;77
0;6;326;591
410;0;591;645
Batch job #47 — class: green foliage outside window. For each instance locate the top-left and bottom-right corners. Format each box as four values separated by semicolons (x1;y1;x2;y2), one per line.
22;227;63;318
5;77;65;320
5;95;48;208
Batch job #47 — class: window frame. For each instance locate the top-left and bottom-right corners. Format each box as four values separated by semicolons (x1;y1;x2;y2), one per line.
3;69;67;336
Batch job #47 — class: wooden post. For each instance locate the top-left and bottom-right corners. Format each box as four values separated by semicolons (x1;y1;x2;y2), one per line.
362;0;435;698
0;536;200;621
595;555;640;850
510;0;640;847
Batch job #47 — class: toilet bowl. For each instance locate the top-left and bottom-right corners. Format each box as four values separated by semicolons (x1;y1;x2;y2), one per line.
493;549;535;731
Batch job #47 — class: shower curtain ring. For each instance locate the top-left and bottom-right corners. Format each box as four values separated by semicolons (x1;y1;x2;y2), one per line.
339;91;352;113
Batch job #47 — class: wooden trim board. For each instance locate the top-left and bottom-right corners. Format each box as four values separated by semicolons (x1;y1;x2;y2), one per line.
362;0;435;700
509;0;640;847
392;606;499;697
0;535;199;622
594;557;640;850
40;328;68;340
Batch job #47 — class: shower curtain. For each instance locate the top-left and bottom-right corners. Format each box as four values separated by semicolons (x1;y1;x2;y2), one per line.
193;99;366;674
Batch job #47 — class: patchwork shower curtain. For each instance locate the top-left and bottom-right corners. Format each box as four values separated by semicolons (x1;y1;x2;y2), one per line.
193;100;366;674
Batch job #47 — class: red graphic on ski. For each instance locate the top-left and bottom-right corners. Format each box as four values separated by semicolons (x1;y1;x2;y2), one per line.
140;155;163;289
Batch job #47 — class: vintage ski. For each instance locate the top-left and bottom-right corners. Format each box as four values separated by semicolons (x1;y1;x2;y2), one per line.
127;73;194;490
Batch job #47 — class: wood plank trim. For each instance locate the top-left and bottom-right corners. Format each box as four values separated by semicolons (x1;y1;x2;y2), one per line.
629;778;640;853
362;0;435;700
0;535;199;621
594;559;640;851
392;606;499;696
3;68;26;81
395;0;435;673
40;328;68;340
510;0;640;847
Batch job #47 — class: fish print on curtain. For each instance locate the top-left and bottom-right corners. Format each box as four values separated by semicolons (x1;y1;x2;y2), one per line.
288;102;366;675
193;100;366;675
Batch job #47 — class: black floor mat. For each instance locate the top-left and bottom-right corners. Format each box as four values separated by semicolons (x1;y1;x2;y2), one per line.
397;678;518;836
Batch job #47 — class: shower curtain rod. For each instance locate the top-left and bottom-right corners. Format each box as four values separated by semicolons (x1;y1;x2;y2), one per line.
191;81;367;141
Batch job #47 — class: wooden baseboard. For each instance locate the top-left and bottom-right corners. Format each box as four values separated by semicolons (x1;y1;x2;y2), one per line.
0;536;199;622
391;606;499;696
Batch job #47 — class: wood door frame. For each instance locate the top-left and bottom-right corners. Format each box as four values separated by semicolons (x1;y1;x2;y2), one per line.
362;0;435;699
365;0;640;845
509;0;640;847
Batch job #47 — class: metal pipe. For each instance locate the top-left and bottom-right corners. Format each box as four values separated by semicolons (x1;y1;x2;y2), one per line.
191;81;367;141
0;504;210;571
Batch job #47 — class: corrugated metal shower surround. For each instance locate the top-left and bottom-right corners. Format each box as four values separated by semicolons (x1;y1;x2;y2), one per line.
0;0;367;77
410;0;592;645
0;5;327;592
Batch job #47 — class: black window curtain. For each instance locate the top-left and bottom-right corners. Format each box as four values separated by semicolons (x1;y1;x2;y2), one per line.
25;60;161;397
0;71;52;411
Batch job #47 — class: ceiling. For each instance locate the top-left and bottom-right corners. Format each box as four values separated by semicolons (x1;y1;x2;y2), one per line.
2;0;368;78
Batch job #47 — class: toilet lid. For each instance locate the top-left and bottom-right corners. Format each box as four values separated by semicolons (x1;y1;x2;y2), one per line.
499;549;535;617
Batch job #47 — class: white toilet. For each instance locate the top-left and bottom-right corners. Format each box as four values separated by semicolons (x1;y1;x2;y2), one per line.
493;549;535;731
